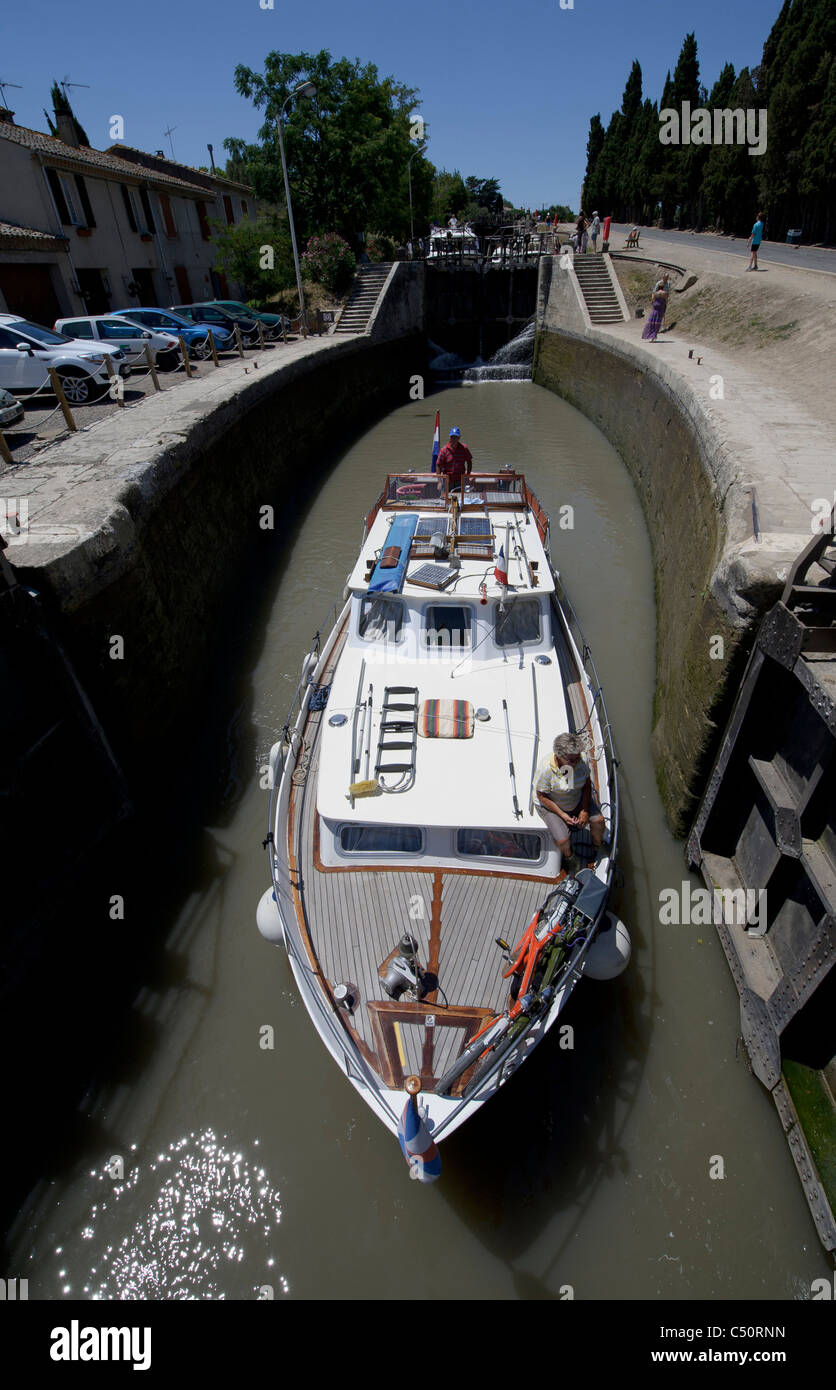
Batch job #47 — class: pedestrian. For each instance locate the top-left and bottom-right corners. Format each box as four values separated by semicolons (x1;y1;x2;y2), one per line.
641;278;669;342
435;426;472;491
589;212;601;252
747;212;765;270
576;212;586;254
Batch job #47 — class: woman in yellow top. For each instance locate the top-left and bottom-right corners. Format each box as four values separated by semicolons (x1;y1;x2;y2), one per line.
534;732;605;870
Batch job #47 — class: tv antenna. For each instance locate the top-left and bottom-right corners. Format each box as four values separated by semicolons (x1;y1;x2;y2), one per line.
163;124;177;158
0;79;23;108
60;75;90;102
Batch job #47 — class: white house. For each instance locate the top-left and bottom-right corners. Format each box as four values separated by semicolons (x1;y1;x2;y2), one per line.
0;105;261;324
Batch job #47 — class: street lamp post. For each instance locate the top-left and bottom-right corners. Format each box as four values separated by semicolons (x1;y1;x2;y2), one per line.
407;144;426;247
275;81;316;337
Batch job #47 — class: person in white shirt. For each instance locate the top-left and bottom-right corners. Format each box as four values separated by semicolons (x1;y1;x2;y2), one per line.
534;732;605;869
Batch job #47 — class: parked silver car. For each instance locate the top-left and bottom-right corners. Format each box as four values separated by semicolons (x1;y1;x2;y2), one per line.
55;314;181;369
0;386;24;428
0;314;131;405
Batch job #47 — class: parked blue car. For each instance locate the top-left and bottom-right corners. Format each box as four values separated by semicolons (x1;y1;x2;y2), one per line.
111;307;234;356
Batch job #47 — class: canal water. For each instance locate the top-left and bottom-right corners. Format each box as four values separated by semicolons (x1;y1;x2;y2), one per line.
8;382;827;1300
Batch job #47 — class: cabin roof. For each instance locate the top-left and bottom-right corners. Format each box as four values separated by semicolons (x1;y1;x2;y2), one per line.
317;647;570;831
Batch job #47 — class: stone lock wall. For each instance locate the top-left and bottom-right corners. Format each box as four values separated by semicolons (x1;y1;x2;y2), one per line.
13;334;426;796
534;326;752;835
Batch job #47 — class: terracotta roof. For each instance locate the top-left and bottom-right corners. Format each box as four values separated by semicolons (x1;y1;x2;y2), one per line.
0;219;69;251
108;144;254;195
0;122;208;195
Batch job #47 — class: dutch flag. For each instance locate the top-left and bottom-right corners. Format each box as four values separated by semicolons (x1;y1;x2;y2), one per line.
494;545;508;586
431;411;440;473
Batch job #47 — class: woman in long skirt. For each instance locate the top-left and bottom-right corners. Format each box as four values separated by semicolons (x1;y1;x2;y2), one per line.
641;282;668;341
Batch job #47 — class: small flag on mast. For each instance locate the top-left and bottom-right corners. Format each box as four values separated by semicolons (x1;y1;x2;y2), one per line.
494;545;508;586
431;411;440;473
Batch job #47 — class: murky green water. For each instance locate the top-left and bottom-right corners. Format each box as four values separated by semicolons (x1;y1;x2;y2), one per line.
8;382;826;1300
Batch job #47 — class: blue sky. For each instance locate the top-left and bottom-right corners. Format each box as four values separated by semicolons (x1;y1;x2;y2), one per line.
5;0;784;211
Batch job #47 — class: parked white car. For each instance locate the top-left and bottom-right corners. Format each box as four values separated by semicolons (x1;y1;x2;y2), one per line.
0;386;24;428
55;314;181;369
0;314;131;405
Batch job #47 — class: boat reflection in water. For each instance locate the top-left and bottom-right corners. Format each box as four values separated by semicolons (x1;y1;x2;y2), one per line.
258;465;630;1179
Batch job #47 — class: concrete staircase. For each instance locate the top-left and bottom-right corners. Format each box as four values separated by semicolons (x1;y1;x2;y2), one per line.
572;254;627;324
333;263;394;334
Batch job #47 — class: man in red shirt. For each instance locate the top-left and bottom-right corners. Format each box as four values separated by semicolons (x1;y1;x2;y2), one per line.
435;427;472;490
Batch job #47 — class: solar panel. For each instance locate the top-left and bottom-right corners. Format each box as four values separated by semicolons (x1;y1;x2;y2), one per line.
459;516;492;536
415;518;450;537
407;563;457;590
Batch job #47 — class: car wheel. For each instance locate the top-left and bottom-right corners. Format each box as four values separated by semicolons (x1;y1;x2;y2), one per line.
158;348;181;371
190;338;211;361
57;367;101;405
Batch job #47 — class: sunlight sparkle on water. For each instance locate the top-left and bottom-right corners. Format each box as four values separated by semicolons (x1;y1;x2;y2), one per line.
67;1129;287;1299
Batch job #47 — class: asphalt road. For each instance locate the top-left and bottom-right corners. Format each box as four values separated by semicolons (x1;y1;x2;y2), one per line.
609;223;836;275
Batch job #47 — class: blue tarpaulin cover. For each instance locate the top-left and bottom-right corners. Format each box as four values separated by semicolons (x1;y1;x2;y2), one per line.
368;514;419;593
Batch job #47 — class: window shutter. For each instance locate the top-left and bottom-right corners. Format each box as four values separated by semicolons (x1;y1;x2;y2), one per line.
46;167;71;224
74;174;96;228
139;188;156;234
121;185;138;232
196;200;211;240
159;192;177;238
223;195;234;225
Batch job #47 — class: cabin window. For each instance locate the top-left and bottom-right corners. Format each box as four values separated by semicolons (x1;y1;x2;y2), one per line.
457;829;543;860
339;824;422;854
423;605;472;649
358;595;404;642
495;598;541;646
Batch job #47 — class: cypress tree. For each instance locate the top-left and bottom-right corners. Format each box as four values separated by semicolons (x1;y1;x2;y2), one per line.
43;81;90;146
701;68;760;234
581;114;605;210
756;0;836;241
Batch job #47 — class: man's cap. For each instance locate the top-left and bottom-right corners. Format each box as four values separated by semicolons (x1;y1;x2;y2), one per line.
449;426;461;437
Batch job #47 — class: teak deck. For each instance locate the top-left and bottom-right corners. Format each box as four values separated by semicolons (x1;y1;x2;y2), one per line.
287;628;551;1090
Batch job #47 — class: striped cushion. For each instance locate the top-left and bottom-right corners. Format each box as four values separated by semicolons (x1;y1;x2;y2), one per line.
419;699;474;739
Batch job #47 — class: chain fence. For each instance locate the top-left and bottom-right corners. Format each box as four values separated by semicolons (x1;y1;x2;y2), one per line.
0;311;328;467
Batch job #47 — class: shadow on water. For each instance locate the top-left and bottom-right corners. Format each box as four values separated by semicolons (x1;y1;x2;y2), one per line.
0;399;398;1253
433;766;660;1297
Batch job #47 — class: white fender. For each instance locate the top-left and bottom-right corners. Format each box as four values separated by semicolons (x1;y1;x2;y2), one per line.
583;912;631;980
256;887;284;945
268;741;282;787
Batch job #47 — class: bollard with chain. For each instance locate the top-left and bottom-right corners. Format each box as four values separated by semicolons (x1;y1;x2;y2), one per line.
234;325;245;358
207;329;219;367
104;354;125;407
0;429;12;466
257;322;265;350
178;337;193;377
47;368;78;431
144;344;161;392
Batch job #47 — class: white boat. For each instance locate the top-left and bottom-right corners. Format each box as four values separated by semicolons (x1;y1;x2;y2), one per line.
427;225;481;262
258;466;628;1173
